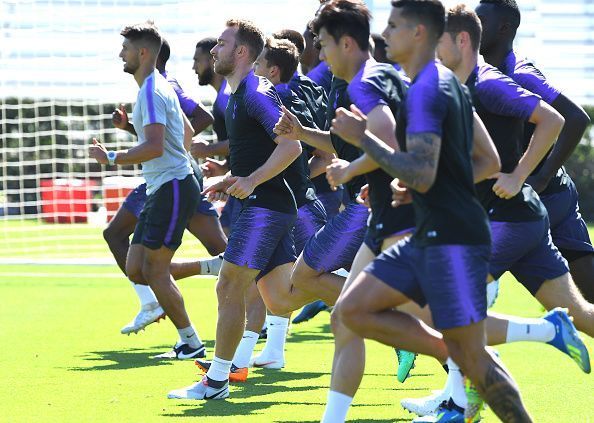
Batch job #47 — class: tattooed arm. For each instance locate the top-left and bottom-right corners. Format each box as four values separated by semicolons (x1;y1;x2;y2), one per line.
359;131;441;193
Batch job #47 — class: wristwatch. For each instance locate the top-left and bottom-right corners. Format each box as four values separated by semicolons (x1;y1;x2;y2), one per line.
107;151;117;166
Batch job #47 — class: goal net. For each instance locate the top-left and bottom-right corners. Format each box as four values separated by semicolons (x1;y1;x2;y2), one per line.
0;0;320;264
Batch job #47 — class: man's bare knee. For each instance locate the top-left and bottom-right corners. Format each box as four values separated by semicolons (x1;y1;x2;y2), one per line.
337;294;365;334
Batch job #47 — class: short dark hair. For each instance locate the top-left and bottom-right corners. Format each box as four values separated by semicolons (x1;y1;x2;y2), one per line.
273;29;306;56
264;38;300;83
196;37;217;54
158;39;170;64
310;0;371;51
391;0;445;42
446;4;482;51
226;19;265;62
120;20;162;53
479;0;521;29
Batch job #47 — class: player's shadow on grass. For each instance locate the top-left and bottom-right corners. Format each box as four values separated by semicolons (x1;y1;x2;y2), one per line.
162;370;331;418
288;323;333;344
66;340;214;372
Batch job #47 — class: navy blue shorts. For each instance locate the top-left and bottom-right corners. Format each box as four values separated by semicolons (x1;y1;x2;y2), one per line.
293;200;327;255
123;181;218;219
489;218;569;295
219;196;242;231
131;174;199;250
303;202;368;272
122;183;147;218
316;189;343;219
540;179;593;260
224;206;297;278
366;238;490;330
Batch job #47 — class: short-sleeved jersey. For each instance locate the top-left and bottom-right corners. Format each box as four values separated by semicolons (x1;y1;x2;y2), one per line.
347;59;415;236
212;79;231;142
397;60;490;246
226;71;296;214
307;61;333;96
132;70;192;195
467;62;547;222
327;77;367;202
276;84;317;208
499;50;568;195
287;72;333;195
289;72;328;130
162;70;206;181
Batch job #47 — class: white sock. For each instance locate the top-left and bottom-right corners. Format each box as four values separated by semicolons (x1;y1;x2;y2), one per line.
260;315;289;358
200;255;223;276
232;330;259;368
505;317;555;343
321;390;353;423
131;281;158;307
177;325;202;349
206;355;232;382
446;358;468;409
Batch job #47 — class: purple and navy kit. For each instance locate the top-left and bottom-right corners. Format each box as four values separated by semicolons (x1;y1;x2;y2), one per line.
225;71;296;214
293;200;328;255
347;59;415;252
327;78;367;202
397;61;490;247
223;206;296;277
467;62;546;222
303;201;369;272
223;72;297;275
306;61;333;96
275;83;328;255
288;71;336;197
366;238;490;330
499;50;565;195
162;71;204;118
212;79;231;142
275;83;318;208
499;51;593;258
289;71;328;131
489;217;568;295
466;62;568;293
367;60;490;330
316;190;343;219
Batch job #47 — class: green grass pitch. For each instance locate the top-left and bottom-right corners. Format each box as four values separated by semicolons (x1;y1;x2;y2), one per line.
1;224;594;422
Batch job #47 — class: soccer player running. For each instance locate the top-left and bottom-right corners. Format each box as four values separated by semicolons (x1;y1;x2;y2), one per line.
89;22;206;359
399;5;592;418
275;2;416;421
194;37;332;377
191;37;241;236
167;19;321;401
105;38;226;336
271;28;340;324
476;0;594;303
330;1;533;421
249;37;331;367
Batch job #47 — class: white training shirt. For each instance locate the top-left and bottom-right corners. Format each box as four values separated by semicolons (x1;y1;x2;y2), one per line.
132;70;192;195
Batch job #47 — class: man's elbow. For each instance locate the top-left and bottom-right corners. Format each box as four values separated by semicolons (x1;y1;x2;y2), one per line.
289;141;302;159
